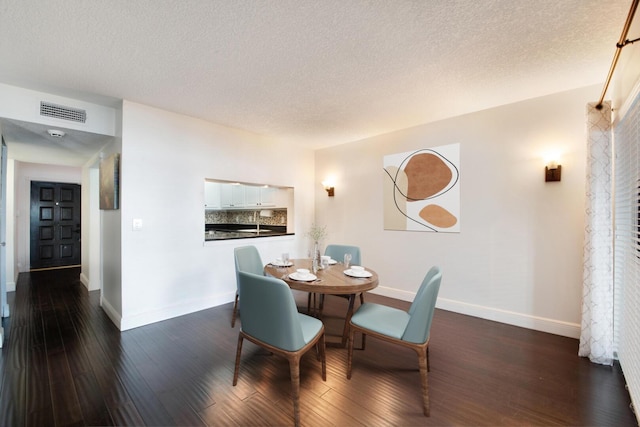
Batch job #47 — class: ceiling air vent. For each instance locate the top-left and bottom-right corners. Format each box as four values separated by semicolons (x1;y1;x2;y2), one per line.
40;101;87;123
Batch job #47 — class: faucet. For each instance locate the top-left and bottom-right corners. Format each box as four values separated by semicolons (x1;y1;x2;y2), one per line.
255;210;260;233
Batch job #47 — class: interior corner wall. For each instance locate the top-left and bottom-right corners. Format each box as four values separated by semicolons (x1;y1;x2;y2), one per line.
5;157;16;292
117;100;315;331
80;165;101;292
315;85;599;339
98;133;123;328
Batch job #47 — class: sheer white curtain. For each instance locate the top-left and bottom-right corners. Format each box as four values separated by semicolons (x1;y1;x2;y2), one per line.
579;101;614;365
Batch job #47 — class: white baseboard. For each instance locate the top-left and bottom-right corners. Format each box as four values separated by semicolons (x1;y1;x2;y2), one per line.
370;286;581;339
6;281;15;292
103;284;580;339
79;273;100;291
118;292;236;331
100;295;122;330
370;285;415;302
80;273;90;290
0;326;4;348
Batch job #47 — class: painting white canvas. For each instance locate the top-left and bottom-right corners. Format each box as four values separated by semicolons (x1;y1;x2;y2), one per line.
383;143;460;233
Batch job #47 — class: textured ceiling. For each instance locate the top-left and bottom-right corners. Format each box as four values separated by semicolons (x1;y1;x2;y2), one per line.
0;0;632;156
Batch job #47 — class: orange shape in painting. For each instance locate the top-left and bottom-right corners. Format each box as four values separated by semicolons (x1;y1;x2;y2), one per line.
419;204;458;228
404;153;452;201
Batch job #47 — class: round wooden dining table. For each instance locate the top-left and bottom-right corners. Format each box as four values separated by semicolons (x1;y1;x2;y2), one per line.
264;258;378;347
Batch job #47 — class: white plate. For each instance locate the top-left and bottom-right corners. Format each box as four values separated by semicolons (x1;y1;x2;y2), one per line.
344;269;373;278
327;259;337;265
289;272;317;281
271;261;293;267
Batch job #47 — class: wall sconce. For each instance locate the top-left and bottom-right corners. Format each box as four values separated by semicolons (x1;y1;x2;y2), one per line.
545;161;561;182
322;180;335;197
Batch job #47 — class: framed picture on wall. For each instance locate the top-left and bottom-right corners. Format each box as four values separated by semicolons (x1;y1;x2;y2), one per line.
383;143;460;232
99;153;120;210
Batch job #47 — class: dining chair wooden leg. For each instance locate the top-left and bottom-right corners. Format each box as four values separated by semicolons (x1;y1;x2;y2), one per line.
232;333;244;386
319;332;327;380
416;345;430;416
288;356;302;427
347;326;356;379
359;293;364;305
427;346;430;372
231;292;239;327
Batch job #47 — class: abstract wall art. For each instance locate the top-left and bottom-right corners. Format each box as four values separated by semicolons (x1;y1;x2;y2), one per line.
99;153;120;210
383;143;460;232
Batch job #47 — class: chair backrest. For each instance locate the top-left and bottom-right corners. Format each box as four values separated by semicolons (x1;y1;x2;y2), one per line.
234;245;264;276
237;271;306;351
401;266;442;344
324;244;361;266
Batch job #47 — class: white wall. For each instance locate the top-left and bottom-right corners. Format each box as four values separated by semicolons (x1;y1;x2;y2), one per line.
315;85;598;338
117;101;315;330
80;165;101;291
97;134;123;327
5;158;15;292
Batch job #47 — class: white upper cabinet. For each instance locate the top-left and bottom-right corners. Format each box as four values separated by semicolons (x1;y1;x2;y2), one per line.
243;185;260;207
244;185;275;207
259;186;275;206
204;182;221;209
221;183;245;208
205;181;288;209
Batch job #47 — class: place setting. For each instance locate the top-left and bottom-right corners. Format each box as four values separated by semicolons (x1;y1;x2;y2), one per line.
289;268;319;282
321;255;338;265
343;265;373;278
270;252;294;267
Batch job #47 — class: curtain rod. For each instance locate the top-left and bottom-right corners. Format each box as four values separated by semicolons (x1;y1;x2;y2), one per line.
596;0;639;110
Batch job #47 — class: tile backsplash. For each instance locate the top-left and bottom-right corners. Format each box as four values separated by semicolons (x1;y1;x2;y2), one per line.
205;208;287;226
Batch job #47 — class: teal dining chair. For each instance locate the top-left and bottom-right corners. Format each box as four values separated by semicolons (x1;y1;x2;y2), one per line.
324;244;361;266
311;244;364;313
346;266;442;416
233;271;326;427
232;245;265;327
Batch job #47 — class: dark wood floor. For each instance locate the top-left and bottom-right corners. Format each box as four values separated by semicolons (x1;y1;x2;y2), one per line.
0;268;637;426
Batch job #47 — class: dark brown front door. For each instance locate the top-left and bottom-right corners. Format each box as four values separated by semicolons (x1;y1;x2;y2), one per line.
30;181;81;269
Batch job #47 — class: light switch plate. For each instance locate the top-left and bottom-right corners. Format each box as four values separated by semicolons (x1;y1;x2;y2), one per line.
133;218;143;231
